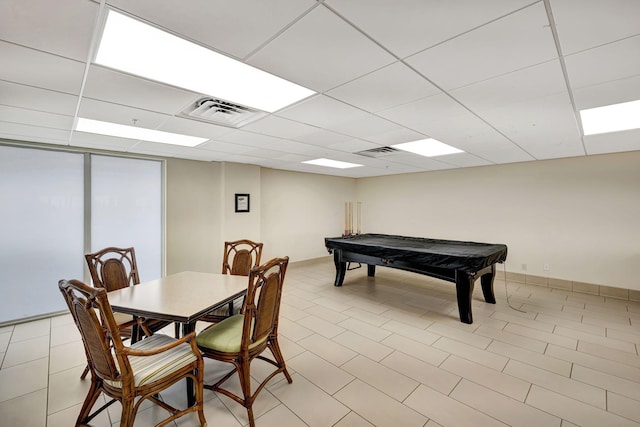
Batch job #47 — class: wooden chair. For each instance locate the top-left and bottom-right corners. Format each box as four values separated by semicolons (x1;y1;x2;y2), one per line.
196;257;292;427
85;246;178;338
58;279;207;427
199;239;263;324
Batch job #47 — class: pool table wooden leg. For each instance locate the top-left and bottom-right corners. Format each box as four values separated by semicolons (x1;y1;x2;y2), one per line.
333;251;346;286
480;264;497;304
455;272;474;324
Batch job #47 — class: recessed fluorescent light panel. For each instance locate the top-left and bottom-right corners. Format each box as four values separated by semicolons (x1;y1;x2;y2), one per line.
303;158;363;169
96;10;315;113
75;118;208;147
392;138;463;157
580;100;640;135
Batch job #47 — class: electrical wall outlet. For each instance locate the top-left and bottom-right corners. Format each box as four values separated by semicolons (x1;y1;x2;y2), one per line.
543;263;550;271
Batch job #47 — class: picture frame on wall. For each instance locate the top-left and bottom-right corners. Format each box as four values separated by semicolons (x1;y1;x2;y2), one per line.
235;193;250;213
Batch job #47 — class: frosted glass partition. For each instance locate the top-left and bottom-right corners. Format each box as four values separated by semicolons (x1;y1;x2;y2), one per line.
90;155;162;282
0;146;84;323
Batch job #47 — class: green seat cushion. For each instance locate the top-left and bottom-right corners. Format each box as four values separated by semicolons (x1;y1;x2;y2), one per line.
196;314;265;353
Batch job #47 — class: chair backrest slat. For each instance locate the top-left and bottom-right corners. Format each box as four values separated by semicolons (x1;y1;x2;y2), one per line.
86;247;140;291
222;240;263;277
242;257;288;350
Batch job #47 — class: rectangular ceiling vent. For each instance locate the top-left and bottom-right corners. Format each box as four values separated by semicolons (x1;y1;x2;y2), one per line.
354;146;400;158
180;97;267;128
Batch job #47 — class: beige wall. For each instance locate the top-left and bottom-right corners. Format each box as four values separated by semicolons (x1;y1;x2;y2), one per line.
357;151;640;290
166;151;640;291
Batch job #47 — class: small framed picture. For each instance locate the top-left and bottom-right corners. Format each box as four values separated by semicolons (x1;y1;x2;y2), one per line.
235;193;250;213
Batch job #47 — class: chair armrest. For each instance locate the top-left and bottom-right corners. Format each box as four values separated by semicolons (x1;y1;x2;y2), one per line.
122;332;200;357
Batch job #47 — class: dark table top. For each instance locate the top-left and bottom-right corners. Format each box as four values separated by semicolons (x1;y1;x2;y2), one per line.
325;233;507;272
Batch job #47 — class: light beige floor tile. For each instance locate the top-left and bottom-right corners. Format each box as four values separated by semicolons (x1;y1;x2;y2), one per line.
0;331;11;353
297;314;346;338
0;357;48;402
380;333;450;366
441;355;530;402
428;322;492;349
381;307;434;329
572;364;640;401
405;383;508;427
450;379;560;427
287;350;354;394
488;340;571;376
433;337;508;371
47;364;93;415
49;322;81;347
10;319;50;343
577;340;640;369
297;333;357;366
503;359;606;408
342;307;389;326
47;398;112;427
175;393;241;427
333;331;393;362
280;302;309;321
304;304;350;324
605;326;640;346
0;388;47;427
335;379;427;427
490;311;555;332
253;403;307;427
338;318;392;342
381;351;460;395
554;326;637;353
382;319;441;345
278;317;314;342
505;323;578;350
1;335;49;368
526;385;639;427
475;324;548;353
534;313;606;336
334;411;375;427
342;354;419;401
313;296;354;313
607;391;640;424
546;343;640;381
268;373;350;427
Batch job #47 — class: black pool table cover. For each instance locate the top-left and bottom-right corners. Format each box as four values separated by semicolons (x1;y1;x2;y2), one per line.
324;233;507;272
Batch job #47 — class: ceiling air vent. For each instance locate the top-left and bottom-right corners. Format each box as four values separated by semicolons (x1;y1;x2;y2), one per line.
354;146;400;158
180;97;267;128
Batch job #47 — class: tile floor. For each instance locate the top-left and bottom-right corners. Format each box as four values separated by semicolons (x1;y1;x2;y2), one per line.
1;258;640;426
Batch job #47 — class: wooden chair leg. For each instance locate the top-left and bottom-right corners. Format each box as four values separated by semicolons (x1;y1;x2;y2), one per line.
80;364;90;379
76;378;102;425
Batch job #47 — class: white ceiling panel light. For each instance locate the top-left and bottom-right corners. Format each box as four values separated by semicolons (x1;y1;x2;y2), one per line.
392;138;463;157
75;118;209;147
302;158;363;169
580;100;640;135
95;10;315;114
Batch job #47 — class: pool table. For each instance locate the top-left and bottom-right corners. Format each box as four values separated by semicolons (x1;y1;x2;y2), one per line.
325;233;508;324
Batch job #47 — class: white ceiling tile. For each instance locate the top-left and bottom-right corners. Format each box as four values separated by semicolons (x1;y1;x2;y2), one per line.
248;5;396;92
583;129;640;155
242;116;319;139
551;0;640;55
263;139;325;155
564;35;640;89
0;0;98;61
406;2;557;90
0;105;74;130
451;60;567;112
83;66;201;115
326;0;535;58
434;152;493;168
0;121;70;142
330;113;403;140
276;95;370;129
364;128;426;145
107;0;317;59
77;98;171;128
156;116;235;140
197;140;255;154
327;62;441;112
0;42;85;94
328;139;380;153
0;80;78;115
216;130;286;148
572;75;640;110
291;129;354;147
480;93;585;159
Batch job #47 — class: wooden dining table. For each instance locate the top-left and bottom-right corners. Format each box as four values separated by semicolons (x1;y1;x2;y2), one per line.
107;270;249;405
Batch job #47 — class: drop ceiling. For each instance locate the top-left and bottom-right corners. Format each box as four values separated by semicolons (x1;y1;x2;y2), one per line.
1;0;639;178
